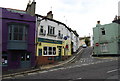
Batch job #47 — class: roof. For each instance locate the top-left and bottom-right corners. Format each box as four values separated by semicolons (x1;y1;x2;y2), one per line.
79;36;90;40
36;14;67;27
1;7;26;14
36;14;79;37
112;19;120;24
71;30;79;37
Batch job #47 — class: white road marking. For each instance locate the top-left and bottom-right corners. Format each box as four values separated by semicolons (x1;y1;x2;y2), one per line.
77;77;82;79
39;71;48;73
28;72;37;75
107;69;118;73
49;68;62;72
77;48;83;55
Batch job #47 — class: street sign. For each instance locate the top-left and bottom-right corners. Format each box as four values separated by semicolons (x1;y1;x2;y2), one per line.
96;43;99;46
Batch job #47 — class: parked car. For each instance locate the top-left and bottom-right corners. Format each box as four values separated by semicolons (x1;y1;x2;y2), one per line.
82;44;87;48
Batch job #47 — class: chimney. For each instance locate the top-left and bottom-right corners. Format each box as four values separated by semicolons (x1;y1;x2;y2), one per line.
114;15;118;21
47;11;53;19
26;0;36;16
97;21;100;24
96;21;101;27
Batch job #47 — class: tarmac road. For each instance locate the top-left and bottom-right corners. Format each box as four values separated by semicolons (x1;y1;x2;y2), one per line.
4;47;119;81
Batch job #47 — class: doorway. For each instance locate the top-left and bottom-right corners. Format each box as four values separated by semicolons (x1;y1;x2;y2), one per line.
58;46;62;61
20;53;30;68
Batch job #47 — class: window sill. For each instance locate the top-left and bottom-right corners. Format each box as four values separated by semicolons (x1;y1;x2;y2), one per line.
43;55;57;56
2;65;8;67
58;36;63;39
47;34;57;37
39;33;46;36
8;40;27;42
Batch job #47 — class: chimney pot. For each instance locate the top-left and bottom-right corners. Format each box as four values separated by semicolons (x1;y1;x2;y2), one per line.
47;11;53;19
97;21;100;24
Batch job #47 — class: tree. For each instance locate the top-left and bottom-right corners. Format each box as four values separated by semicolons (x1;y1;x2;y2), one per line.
85;37;90;46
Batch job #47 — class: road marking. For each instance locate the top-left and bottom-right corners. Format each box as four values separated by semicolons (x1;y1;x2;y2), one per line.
77;48;83;55
82;64;89;66
77;77;82;79
107;69;118;73
39;71;48;73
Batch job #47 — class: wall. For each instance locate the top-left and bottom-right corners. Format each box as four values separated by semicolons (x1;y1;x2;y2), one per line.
2;8;36;70
93;23;119;55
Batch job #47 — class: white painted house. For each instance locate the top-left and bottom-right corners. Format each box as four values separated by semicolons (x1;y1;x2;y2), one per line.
36;11;76;65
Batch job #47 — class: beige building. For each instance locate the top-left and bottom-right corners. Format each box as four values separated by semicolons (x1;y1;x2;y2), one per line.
79;37;86;46
79;36;91;46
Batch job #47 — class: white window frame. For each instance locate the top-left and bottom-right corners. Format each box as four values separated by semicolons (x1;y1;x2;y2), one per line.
39;26;44;34
100;43;108;52
43;46;56;56
48;25;55;35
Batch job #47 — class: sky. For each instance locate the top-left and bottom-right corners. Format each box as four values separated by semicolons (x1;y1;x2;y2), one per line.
0;0;119;37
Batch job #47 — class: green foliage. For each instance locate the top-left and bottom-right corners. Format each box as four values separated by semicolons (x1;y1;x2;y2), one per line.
85;37;90;46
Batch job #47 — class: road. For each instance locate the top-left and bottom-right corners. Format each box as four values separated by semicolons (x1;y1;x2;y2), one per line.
10;47;119;80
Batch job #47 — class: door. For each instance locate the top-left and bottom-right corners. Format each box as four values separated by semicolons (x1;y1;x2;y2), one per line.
21;53;30;68
58;46;62;61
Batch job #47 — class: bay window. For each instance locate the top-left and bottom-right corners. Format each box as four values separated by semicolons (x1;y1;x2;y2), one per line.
8;24;28;41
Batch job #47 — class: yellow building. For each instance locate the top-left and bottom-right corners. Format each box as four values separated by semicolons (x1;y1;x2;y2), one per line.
36;38;72;65
36;38;63;65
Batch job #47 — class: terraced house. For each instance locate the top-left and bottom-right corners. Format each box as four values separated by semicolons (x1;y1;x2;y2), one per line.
93;17;120;56
2;7;36;71
36;11;73;65
2;0;80;68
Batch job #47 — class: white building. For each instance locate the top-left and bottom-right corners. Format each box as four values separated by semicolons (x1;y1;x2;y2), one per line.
36;11;74;65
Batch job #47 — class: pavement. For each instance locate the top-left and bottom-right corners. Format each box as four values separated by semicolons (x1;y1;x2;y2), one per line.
2;47;83;79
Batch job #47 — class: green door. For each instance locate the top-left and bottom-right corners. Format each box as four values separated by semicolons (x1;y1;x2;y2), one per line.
20;53;30;68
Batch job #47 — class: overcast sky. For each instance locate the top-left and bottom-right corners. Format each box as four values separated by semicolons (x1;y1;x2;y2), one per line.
0;0;119;37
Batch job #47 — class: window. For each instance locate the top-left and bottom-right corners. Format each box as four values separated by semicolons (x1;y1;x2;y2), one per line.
53;47;56;55
26;54;30;61
8;24;28;41
43;47;56;56
101;28;105;35
39;26;43;34
100;44;108;52
48;26;55;35
21;53;30;61
118;42;120;50
43;47;47;55
49;47;52;55
21;54;25;61
58;30;61;36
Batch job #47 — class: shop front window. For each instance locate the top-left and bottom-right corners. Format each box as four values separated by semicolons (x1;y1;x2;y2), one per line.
44;47;47;55
53;47;56;55
43;47;56;56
